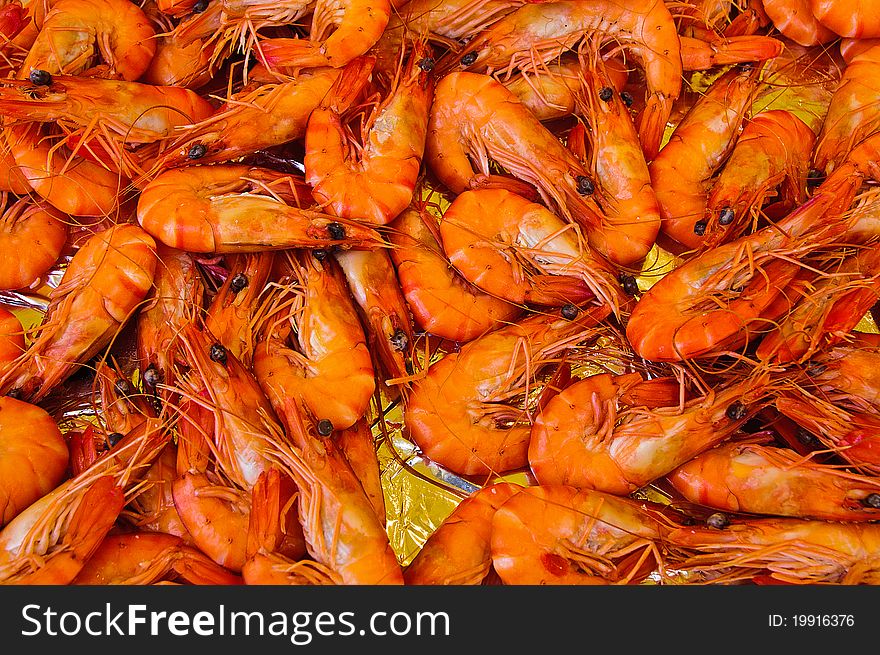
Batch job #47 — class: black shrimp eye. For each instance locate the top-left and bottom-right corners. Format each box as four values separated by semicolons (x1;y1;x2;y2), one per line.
693;220;707;236
114;379;133;396
796;427;819;446
316;419;334;437
327;222;346;240
229;272;249;293
726;401;747;420
187;143;207;159
191;0;208;12
312;249;329;261
862;493;880;509
390;329;409;352
29;69;52;86
718;207;735;226
107;432;124;447
805;361;826;377
576;175;594;196
619;91;634;107
706;512;729;529
807;168;825;187
460;52;478;66
598;86;614;102
6;388;21;399
560;303;579;320
620;274;639;296
142;365;161;389
209;343;227;365
417;57;435;72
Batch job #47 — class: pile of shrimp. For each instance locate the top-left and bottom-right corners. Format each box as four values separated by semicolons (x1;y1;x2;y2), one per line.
2;0;880;586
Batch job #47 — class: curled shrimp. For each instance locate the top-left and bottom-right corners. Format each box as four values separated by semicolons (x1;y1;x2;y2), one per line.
404;305;611;476
809;0;880;39
0;306;24;372
0;193;67;291
136;164;386;253
667;438;880;522
304;39;435;225
404;482;521;585
449;0;683;160
761;0;837;46
0;395;68;527
529;369;772;494
18;0;155;81
666;516;880;584
490;485;676;585
438;187;623;312
0;223;158;401
388;203;522;343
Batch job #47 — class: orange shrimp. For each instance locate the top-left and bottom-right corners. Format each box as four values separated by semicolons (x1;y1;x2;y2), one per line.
137;243;205;397
73;531;242;585
126;443;191;540
0;306;24;372
625;147;873;361
679;33;784;71
809;340;880;407
0;193;67;291
304;40;434;225
0;223;158;401
255;0;391;71
0;419;170;584
252;381;404;585
840;36;880;63
388;203;522;343
649;65;760;251
149;61;363;172
490;485;675;585
702;109;816;248
336;418;385;525
0;395;68;527
93;360;154;436
450;0;682;160
529;369;772;494
666;516;880;584
19;0;155;81
813;43;880;175
205;252;275;369
437;187;623;312
0;131;31;194
569;53;662;266
404;305;612;476
404;482;521;585
809;0;880;39
334;248;414;390
667;438;880;522
3;122;127;218
425;71;608;240
761;0;837;46
136;164;386;254
252;251;376;433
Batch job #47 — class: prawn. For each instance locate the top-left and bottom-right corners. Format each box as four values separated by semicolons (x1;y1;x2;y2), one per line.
809;0;880;39
667;438;880;522
0;223;158;401
387;203;523;343
0;306;24;372
0;193;67;291
761;0;837;46
403;304;612;476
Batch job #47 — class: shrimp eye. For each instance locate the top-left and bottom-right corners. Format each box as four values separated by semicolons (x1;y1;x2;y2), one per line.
796;427;819;446
862;494;880;509
29;69;52;86
598;87;613;102
316;419;334;437
725;401;747;420
718;208;735;226
693;220;707;236
209;343;228;365
142;365;162;389
390;329;409;352
191;0;208;12
6;388;21;399
620;91;634;107
107;432;124;447
576;176;594;196
417;57;435;72
619;274;639;296
560;303;579;319
114;379;133;397
229;273;249;293
150;396;163;414
807;169;825;187
460;52;478;66
312;249;329;261
188;143;207;159
706;512;729;529
805;361;826;376
327;222;346;240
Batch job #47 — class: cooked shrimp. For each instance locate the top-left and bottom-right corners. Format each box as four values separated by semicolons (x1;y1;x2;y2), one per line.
679;33;784;71
0;193;67;291
0;306;24;372
809;0;880;39
761;0;837;46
